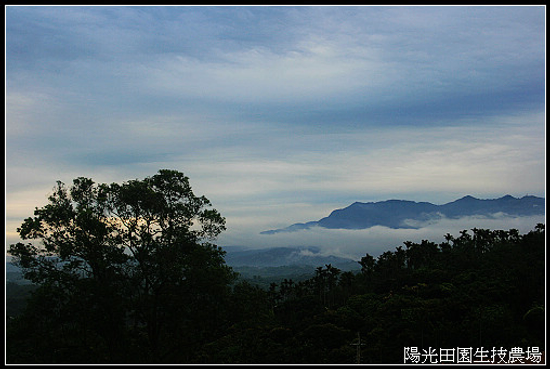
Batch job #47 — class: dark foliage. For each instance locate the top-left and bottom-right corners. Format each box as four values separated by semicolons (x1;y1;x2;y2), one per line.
6;173;545;363
205;224;545;364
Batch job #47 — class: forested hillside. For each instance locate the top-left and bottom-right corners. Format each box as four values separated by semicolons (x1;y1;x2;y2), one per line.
201;225;545;364
7;225;545;364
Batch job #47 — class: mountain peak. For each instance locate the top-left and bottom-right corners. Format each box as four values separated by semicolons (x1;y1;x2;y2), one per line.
499;194;516;200
457;195;478;201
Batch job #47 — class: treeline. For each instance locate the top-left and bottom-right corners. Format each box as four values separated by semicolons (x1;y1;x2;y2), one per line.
7;225;545;364
200;225;546;363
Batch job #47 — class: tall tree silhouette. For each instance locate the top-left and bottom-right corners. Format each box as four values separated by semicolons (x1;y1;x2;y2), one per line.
8;170;235;363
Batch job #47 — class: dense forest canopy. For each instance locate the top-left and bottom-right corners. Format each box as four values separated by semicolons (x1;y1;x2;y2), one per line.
6;171;546;364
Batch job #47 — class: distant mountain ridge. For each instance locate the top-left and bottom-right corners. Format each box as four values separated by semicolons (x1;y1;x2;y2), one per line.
6;247;360;285
222;246;359;269
261;195;545;234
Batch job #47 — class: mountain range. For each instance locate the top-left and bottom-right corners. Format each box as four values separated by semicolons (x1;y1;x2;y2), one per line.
261;195;545;234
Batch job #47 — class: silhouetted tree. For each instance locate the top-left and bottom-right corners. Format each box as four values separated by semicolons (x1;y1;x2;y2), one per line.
8;170;236;363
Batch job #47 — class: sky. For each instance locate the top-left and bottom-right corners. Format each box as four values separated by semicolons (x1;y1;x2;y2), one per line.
5;5;546;258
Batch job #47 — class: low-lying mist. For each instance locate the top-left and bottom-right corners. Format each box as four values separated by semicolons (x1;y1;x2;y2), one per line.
219;214;545;261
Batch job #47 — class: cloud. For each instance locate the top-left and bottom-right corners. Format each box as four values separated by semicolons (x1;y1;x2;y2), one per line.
12;5;534;121
5;105;545;252
177;110;545;207
7;6;545;130
142;39;381;105
219;214;545;261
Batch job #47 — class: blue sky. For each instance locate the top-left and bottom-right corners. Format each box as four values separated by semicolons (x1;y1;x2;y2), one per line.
5;6;546;257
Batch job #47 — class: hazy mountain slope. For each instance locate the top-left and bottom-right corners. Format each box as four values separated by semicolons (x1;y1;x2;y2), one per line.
261;195;545;234
222;246;359;269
